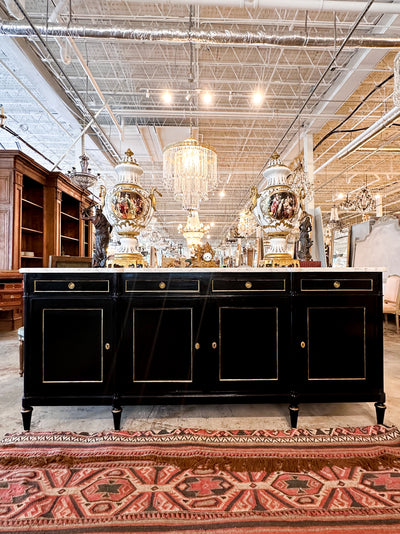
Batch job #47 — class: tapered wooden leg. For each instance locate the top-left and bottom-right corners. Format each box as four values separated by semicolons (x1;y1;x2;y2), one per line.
375;402;386;425
289;404;299;428
112;407;122;430
21;406;33;431
112;394;122;430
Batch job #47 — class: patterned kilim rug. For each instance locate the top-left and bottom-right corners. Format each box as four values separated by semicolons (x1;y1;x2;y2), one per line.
0;425;400;533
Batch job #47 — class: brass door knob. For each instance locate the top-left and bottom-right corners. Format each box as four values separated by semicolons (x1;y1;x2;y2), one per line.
333;280;341;288
300;341;306;349
105;343;111;350
212;342;217;349
245;281;252;289
194;342;200;350
159;281;166;289
68;282;75;290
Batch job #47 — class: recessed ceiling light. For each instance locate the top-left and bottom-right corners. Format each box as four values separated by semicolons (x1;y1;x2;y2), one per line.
202;91;213;105
219;190;225;197
252;91;264;106
162;91;172;104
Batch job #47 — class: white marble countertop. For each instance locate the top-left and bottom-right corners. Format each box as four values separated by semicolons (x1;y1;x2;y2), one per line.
20;267;386;273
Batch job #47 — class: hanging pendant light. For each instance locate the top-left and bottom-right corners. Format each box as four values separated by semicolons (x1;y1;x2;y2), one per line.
163;6;217;211
67;153;100;190
163;137;218;210
178;210;210;248
67;134;100;190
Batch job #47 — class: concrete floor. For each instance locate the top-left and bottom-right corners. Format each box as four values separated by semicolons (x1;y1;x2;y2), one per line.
0;322;399;439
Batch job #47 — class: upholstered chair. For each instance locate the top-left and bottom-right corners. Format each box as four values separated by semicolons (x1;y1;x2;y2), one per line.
383;274;400;333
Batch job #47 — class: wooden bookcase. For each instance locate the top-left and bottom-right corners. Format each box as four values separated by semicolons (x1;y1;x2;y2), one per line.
60;192;81;256
0;150;93;270
21;176;44;268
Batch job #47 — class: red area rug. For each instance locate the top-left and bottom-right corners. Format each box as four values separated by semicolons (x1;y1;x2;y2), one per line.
0;425;400;533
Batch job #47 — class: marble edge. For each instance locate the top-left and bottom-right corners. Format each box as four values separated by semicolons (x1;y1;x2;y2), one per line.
19;267;386;273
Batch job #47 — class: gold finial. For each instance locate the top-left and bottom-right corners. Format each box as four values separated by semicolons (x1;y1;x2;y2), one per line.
267;152;283;167
122;148;140;165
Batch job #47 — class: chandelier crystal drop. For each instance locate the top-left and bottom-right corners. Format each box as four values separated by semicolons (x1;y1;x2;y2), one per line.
67;153;100;190
178;210;210;248
163;137;218;211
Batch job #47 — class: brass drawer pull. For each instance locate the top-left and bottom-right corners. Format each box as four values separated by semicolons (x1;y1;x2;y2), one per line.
333;281;341;289
68;282;75;290
300;341;306;349
212;341;217;349
194;342;200;350
159;282;166;289
245;281;252;289
105;343;111;350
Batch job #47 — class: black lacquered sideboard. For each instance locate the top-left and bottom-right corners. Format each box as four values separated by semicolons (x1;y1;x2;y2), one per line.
21;267;385;430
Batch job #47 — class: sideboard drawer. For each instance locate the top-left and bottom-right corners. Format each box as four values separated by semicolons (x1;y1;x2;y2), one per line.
124;278;200;293
211;277;287;292
299;278;374;292
33;279;111;293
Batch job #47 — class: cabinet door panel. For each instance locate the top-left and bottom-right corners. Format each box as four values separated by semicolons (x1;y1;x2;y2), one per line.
219;306;278;380
307;307;366;380
133;307;193;382
294;293;383;397
25;299;114;396
43;308;104;382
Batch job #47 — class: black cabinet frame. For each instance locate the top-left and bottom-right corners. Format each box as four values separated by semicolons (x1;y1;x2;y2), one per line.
21;269;385;430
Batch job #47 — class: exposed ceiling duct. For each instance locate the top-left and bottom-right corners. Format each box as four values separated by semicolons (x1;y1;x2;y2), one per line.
2;22;400;48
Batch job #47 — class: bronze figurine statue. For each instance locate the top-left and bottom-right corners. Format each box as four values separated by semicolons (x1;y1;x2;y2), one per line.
81;205;111;267
297;214;313;261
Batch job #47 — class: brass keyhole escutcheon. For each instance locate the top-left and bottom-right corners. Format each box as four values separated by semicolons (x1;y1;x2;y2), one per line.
68;282;75;290
245;281;252;289
105;343;111;350
194;343;200;350
159;281;166;289
333;280;341;289
300;341;306;349
212;342;217;349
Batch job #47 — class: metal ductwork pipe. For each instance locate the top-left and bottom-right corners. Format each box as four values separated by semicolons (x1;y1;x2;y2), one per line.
1;22;400;48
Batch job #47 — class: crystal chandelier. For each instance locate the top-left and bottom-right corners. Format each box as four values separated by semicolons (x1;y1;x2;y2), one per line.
287;160;313;205
237;209;258;237
67;153;100;190
326;204;342;232
339;185;375;218
163;136;218;211
178;210;210;248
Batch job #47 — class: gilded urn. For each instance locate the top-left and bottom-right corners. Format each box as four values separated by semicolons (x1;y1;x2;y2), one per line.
102;149;160;267
251;153;299;265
